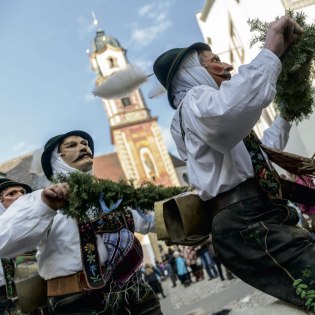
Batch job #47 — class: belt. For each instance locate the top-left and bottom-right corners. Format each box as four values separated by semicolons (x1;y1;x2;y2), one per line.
47;271;89;297
208;178;267;215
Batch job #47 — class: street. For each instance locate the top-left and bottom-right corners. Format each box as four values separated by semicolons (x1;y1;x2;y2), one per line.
159;277;277;315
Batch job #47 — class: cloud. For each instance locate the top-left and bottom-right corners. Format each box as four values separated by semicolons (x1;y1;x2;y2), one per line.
13;141;37;153
130;1;173;48
138;2;171;22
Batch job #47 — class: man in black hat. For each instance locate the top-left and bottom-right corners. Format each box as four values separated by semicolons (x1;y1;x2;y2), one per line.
0;178;33;314
0;179;32;211
0;130;162;315
152;16;315;311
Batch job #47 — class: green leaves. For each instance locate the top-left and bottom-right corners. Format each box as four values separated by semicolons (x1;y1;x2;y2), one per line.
248;10;315;123
293;278;315;311
53;172;187;221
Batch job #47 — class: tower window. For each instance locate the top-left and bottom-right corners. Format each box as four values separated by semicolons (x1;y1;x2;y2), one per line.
121;97;131;106
140;147;159;181
182;173;189;185
108;57;118;68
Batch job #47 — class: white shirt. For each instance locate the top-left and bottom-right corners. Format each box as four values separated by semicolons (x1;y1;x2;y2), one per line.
0;190;155;280
171;49;291;200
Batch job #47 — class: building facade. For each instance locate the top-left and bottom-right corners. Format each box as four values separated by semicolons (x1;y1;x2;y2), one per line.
196;0;315;158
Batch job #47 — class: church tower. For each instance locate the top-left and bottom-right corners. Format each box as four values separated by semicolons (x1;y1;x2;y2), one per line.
88;18;180;187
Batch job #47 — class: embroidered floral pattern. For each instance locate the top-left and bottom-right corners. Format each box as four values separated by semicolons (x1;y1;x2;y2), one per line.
243;131;281;197
91;209;135;233
78;209;136;290
78;221;105;289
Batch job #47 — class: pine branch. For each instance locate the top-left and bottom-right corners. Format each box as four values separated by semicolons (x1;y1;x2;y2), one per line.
248;10;315;123
53;172;188;222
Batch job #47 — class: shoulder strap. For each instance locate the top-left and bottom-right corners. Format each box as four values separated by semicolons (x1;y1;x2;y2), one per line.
1;258;17;299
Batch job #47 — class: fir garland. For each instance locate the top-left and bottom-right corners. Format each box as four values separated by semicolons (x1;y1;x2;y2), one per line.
248;10;315;123
54;172;188;222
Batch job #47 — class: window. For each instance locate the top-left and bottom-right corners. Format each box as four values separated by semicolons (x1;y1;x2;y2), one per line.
121;97;131;106
139;148;159;180
108;57;118;68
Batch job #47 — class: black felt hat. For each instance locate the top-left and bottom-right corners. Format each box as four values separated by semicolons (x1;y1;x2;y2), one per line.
0;178;32;194
153;42;211;110
41;130;94;180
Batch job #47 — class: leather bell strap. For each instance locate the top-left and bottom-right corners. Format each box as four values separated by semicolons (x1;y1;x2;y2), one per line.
1;258;17;299
243;131;282;198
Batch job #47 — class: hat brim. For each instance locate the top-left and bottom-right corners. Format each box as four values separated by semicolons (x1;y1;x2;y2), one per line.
0;181;32;194
41;130;94;180
166;42;211;110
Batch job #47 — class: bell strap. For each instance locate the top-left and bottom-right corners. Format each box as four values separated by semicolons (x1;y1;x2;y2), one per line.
243;131;282;198
77;209;135;290
77;221;105;289
1;258;16;299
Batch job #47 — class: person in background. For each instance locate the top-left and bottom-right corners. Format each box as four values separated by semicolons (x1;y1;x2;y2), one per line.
165;248;177;288
194;241;218;281
207;235;225;281
173;251;190;287
143;263;166;299
0;178;36;315
183;246;204;282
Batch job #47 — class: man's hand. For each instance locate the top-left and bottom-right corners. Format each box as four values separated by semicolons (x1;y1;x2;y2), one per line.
264;16;304;57
41;183;69;210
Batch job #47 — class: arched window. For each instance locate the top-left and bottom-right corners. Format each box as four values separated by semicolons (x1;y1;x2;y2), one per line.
139;148;159;180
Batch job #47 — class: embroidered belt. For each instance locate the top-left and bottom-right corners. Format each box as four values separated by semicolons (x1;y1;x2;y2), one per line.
208;178;266;215
47;271;90;297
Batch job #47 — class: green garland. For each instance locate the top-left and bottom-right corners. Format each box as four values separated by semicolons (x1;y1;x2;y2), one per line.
248;10;315;123
54;172;188;222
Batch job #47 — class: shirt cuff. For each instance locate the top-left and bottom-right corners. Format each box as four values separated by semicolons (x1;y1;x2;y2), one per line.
252;49;282;84
273;115;291;133
33;189;57;218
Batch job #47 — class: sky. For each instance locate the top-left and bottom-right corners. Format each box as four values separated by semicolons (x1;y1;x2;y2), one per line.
0;0;206;164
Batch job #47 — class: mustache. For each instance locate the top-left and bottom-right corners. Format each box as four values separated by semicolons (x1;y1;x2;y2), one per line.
209;71;231;80
219;71;231;80
72;151;93;162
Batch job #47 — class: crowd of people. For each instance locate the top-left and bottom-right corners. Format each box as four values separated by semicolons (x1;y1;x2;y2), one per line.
144;239;236;292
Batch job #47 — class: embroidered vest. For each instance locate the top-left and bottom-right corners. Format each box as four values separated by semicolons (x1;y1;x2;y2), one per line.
77;209;141;290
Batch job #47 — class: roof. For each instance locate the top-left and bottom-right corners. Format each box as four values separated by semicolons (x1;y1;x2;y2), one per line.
93;152;126;181
169;153;186;167
0;152;35;188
